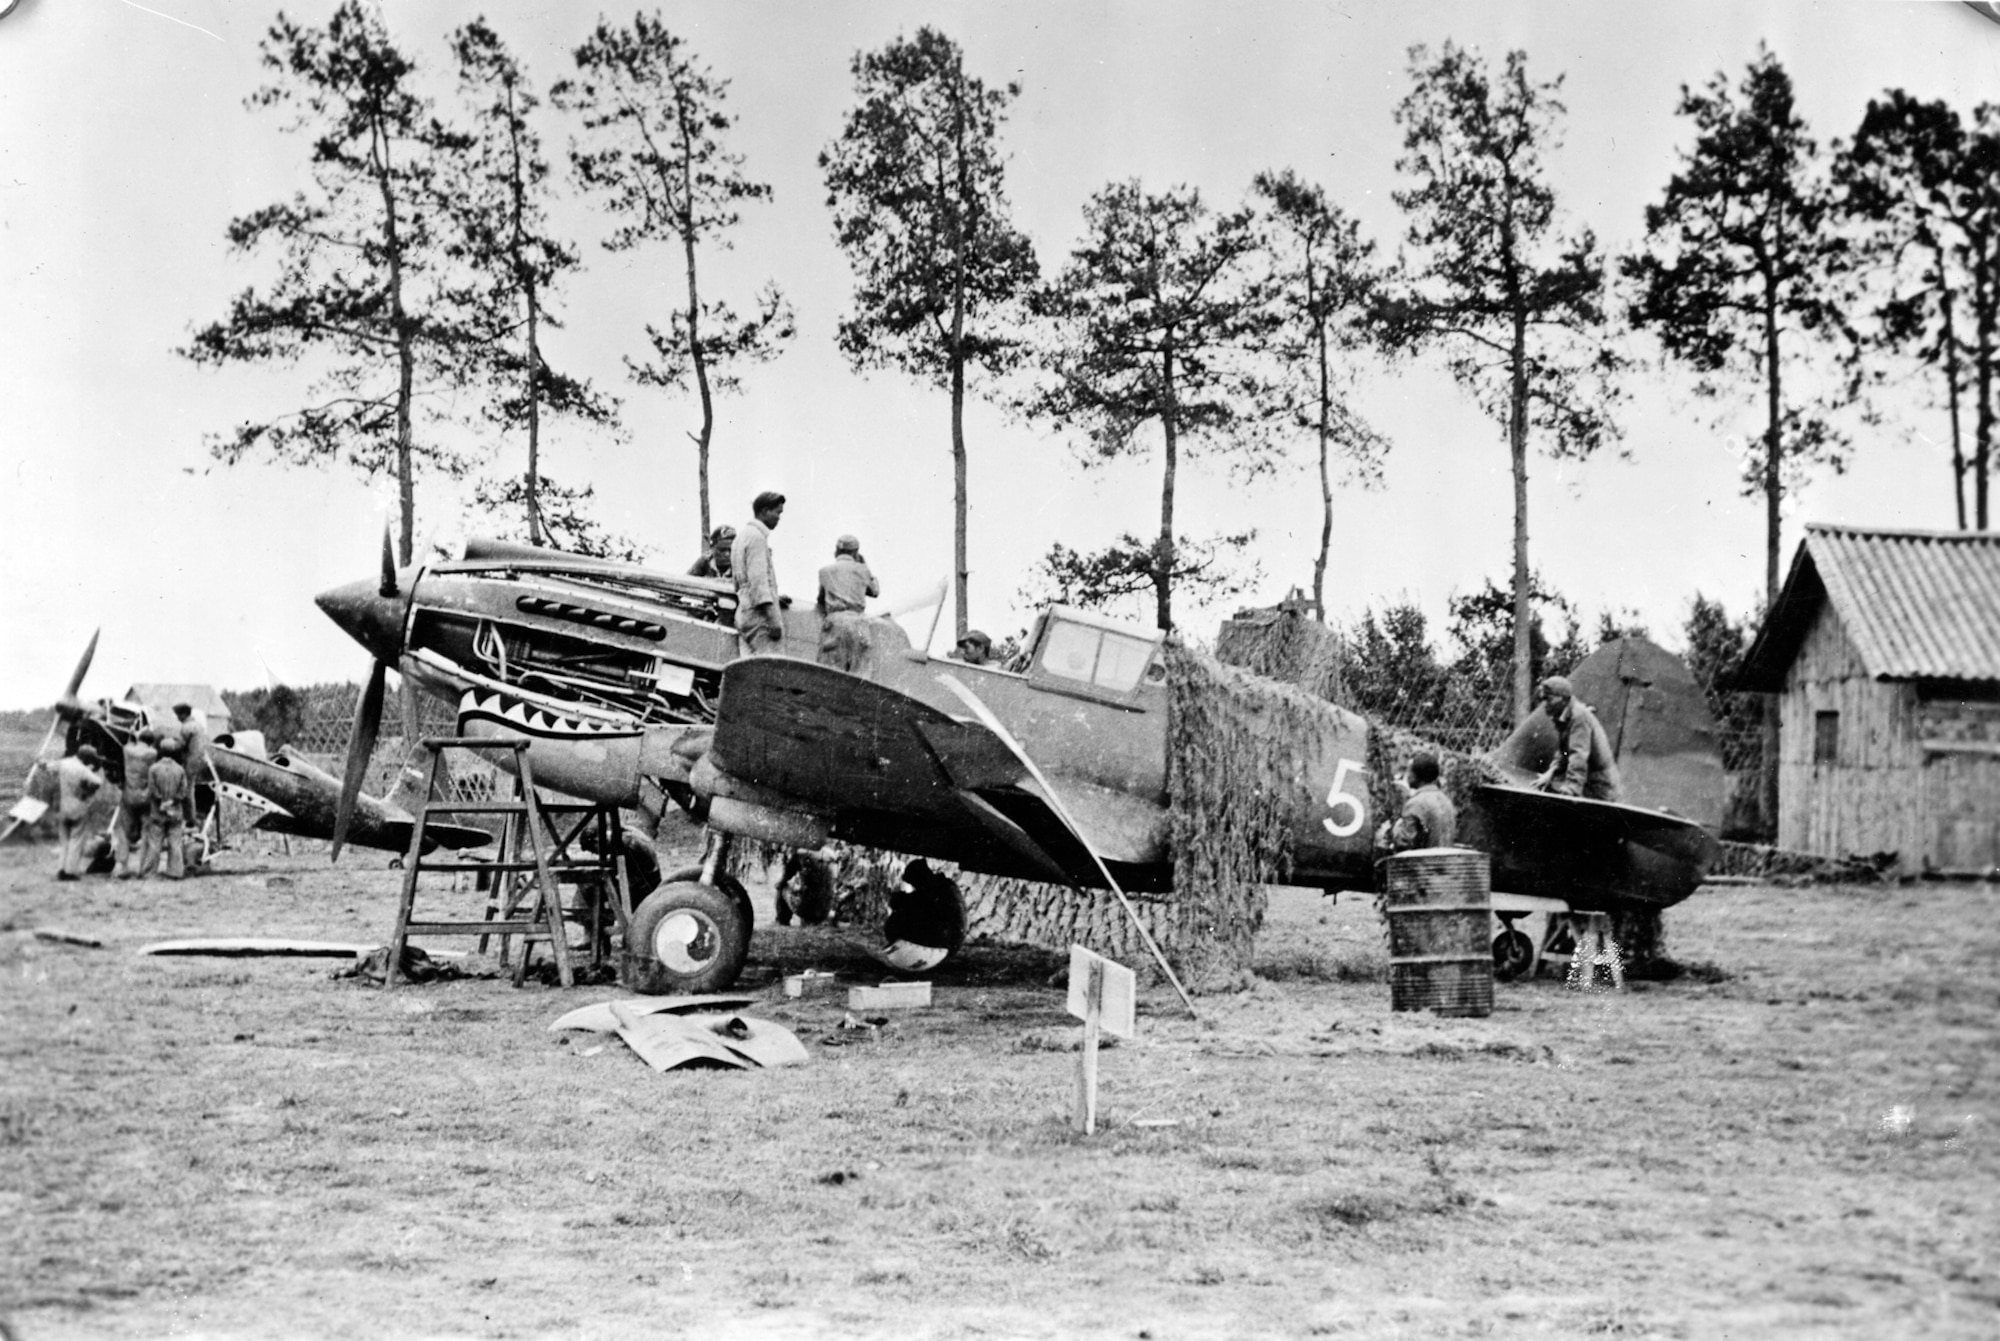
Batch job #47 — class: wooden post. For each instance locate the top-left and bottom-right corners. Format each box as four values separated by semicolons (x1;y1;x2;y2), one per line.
1067;946;1136;1135
1073;957;1104;1135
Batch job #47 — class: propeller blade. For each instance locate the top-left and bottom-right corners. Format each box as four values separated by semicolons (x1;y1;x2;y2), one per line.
379;527;400;598
63;629;100;701
331;660;387;863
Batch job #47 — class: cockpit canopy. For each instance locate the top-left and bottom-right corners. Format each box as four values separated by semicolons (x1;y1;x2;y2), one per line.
1024;605;1166;702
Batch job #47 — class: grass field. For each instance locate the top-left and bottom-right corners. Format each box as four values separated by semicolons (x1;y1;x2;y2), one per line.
2;843;1996;1339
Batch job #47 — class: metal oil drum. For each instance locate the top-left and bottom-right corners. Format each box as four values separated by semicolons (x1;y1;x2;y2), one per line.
1382;848;1494;1017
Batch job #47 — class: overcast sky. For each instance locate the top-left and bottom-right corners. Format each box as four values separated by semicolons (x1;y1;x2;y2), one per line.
2;0;1996;711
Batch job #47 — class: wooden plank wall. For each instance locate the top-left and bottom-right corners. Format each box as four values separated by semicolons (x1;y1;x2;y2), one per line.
1778;606;1923;871
1919;698;2000;871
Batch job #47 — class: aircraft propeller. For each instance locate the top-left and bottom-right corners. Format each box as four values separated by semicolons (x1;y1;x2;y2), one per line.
329;531;400;862
2;630;101;843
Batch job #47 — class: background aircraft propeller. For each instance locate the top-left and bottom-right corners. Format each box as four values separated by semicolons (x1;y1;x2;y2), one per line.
2;630;101;843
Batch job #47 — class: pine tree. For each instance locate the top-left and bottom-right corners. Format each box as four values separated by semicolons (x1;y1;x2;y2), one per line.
555;14;793;544
181;2;477;564
1384;42;1624;722
821;27;1038;638
448;19;620;549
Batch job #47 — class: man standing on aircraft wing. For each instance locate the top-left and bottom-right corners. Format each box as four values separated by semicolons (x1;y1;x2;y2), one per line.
730;491;787;656
54;745;107;881
688;525;735;579
1534;675;1623;802
816;534;878;672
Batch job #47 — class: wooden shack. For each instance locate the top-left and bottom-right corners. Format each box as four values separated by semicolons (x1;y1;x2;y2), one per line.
1737;525;2000;876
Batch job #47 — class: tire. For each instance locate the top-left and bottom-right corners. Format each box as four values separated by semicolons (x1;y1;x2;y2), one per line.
713;873;754;959
663;864;752;942
624;882;749;995
1492;928;1535;981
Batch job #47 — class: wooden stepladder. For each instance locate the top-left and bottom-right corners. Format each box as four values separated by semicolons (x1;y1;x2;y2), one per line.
385;738;628;989
477;774;634;982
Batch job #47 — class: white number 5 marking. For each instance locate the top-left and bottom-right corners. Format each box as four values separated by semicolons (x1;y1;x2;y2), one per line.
1322;758;1367;838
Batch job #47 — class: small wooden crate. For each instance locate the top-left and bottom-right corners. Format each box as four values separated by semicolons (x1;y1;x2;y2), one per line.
846;981;932;1010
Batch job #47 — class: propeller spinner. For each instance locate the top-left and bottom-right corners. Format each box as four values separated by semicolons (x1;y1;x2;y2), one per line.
321;531;408;861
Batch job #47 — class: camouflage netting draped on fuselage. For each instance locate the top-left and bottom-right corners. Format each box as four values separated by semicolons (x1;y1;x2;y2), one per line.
1212;606;1344;704
961;642;1341;991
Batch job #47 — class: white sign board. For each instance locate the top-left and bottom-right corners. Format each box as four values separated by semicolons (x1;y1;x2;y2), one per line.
1066;945;1137;1040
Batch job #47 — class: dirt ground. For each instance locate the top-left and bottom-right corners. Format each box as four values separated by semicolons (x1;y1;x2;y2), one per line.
1;839;1996;1341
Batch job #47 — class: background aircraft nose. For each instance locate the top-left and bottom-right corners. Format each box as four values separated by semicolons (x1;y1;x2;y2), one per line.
315;577;406;665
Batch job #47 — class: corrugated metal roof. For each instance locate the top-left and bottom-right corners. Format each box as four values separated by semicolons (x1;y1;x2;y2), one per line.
1738;525;2000;688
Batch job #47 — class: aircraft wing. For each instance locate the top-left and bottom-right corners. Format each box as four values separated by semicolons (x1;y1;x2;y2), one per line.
710;657;1159;887
1468;783;1721;911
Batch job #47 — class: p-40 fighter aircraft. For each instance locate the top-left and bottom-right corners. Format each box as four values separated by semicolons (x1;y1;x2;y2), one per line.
315;538;1721;996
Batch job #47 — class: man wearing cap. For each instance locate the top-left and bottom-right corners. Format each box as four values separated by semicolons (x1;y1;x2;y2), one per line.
54;744;108;881
687;525;736;580
815;535;879;672
950;630;994;666
730;492;787;655
1535;675;1623;802
111;728;159;879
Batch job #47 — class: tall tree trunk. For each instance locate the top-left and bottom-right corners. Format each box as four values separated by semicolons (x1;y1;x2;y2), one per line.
1940;282;1968;532
525;283;544;546
1313;299;1332;623
504;77;545;548
677;109;714;544
950;321;968;642
1978;245;1995;530
1509;312;1531;723
1158;339;1178;633
373;116;417;568
949;78;971;642
1761;261;1785;840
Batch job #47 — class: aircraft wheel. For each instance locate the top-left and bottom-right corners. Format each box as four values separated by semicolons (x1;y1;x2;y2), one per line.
663;864;752;942
624;882;748;995
1492;928;1535;981
713;873;754;958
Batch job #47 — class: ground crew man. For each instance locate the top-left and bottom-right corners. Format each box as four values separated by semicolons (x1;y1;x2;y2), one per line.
54;745;107;881
112;728;159;879
729;492;787;655
1387;750;1457;851
815;535;878;672
172;703;215;830
1534;675;1623;802
140;738;192;880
